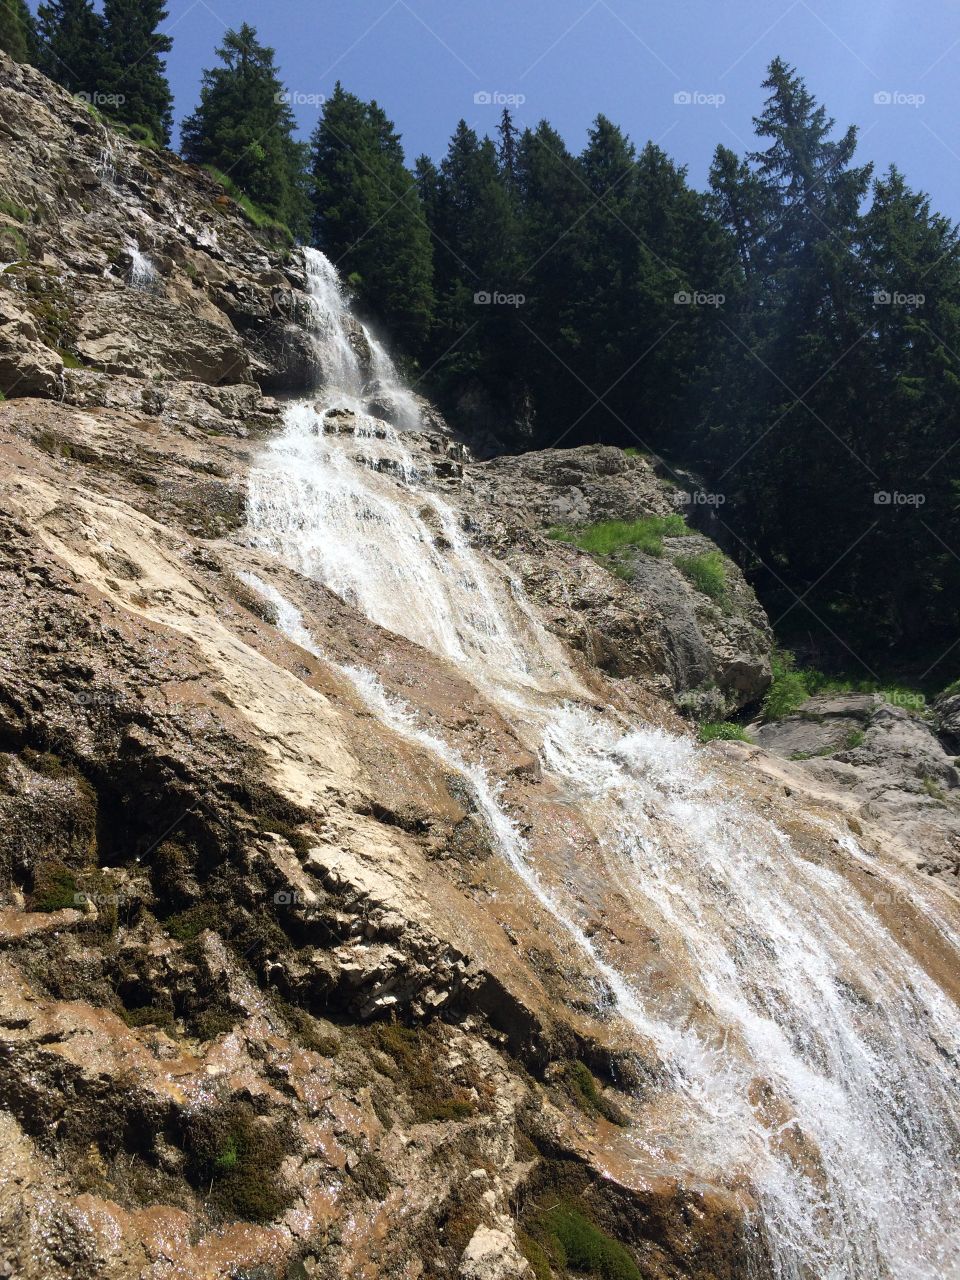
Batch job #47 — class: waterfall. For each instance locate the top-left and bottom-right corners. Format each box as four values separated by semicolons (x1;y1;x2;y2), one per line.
245;249;960;1279
127;243;157;291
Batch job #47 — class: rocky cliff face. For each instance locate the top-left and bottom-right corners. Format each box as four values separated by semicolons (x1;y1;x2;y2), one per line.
1;51;959;1280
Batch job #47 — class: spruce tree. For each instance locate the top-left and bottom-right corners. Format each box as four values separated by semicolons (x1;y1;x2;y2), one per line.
181;25;310;238
0;0;37;63
426;121;521;424
311;84;434;357
100;0;173;145
36;0;104;98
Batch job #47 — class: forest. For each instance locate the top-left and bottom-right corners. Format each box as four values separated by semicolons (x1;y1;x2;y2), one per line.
5;2;959;678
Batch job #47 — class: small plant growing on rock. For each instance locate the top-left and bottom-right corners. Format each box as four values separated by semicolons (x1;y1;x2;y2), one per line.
534;1202;642;1280
675;550;727;601
699;722;751;743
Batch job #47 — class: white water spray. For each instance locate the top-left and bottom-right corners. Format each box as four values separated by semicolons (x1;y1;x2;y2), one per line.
245;249;960;1278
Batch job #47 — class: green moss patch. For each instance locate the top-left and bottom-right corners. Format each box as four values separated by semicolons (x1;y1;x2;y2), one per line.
675;550;727;600
182;1102;295;1222
367;1022;478;1123
565;1062;629;1126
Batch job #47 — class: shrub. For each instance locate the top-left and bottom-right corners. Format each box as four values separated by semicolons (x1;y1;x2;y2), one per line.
676;550;727;600
540;1203;641;1280
762;650;811;721
699;721;751;743
549;515;688;559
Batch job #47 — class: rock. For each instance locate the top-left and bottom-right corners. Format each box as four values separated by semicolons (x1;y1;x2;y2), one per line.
934;691;960;749
0;293;62;397
465;446;771;711
459;1226;530;1280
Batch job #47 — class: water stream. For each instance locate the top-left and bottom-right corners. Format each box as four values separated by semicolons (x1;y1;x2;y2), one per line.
244;248;960;1279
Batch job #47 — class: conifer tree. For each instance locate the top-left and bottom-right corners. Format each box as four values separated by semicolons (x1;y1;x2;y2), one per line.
311;84;434;357
0;0;37;63
181;25;310;238
100;0;173;144
36;0;104;98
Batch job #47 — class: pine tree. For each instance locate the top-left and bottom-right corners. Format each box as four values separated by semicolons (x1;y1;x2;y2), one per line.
36;0;104;98
181;25;310;238
100;0;173;145
426;120;521;426
496;107;519;191
311;84;434;357
0;0;38;63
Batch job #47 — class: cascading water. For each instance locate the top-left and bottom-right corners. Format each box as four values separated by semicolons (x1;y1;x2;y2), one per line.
245;248;960;1279
127;242;157;291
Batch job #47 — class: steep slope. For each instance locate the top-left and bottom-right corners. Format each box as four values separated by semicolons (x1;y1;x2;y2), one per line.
0;51;959;1280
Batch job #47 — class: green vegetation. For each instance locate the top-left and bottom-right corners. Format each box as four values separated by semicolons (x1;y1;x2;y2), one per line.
0;0;37;62
676;549;727;600
312;83;435;353
565;1061;629;1126
537;1203;641;1280
162;905;209;941
549;514;688;559
183;1102;294;1222
31;860;79;912
182;26;310;238
699;721;752;743
203;166;294;240
0;198;29;223
762;649;928;723
368;1022;477;1122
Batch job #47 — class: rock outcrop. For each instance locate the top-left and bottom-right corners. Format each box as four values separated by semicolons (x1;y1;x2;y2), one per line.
466;446;772;713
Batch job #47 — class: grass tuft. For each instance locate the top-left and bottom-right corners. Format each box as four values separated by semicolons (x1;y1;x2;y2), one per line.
539;1203;641;1280
676;550;727;600
699;721;751;743
548;514;688;559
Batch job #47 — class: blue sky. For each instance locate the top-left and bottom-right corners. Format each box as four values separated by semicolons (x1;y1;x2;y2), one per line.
85;1;960;214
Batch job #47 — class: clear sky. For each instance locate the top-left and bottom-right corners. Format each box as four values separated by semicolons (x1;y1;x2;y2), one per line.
95;1;960;216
